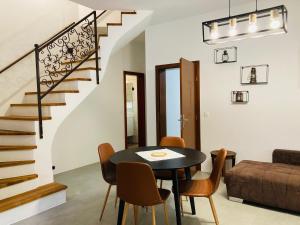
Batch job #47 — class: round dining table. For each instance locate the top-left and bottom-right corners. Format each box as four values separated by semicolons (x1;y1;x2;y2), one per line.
110;146;206;225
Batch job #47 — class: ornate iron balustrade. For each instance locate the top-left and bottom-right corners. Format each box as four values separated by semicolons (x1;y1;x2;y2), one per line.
34;11;99;138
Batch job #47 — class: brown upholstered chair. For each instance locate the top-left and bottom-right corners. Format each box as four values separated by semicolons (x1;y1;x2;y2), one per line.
117;162;171;225
98;143;117;221
156;136;197;188
179;149;227;225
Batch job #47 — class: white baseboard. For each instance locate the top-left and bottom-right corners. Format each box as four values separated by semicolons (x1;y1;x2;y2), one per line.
0;190;66;225
229;196;244;203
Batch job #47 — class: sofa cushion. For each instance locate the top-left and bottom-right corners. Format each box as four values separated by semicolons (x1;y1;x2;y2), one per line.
225;160;300;212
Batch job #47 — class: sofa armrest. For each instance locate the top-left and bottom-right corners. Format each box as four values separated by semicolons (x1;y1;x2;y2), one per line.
272;149;300;166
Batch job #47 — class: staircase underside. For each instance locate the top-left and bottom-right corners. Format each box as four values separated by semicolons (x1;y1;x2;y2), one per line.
0;9;144;224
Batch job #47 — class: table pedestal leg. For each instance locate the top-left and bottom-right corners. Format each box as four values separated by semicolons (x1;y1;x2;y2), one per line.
184;167;196;215
172;169;182;225
117;199;125;225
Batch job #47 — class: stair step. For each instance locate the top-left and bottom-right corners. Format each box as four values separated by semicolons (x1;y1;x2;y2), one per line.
52;67;100;74
0;174;38;189
25;90;79;95
0;116;51;121
61;57;101;65
121;11;137;15
0;160;35;168
11;103;66;107
0;130;35;136
107;22;122;26
0;145;37;151
40;78;92;85
0;182;67;212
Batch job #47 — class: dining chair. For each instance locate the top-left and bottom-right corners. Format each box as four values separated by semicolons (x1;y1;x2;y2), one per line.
179;149;227;225
98;143;118;221
156;136;197;188
117;162;171;225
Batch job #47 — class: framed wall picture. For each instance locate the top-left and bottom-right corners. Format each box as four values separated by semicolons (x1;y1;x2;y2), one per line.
214;46;237;64
240;64;269;85
231;91;249;104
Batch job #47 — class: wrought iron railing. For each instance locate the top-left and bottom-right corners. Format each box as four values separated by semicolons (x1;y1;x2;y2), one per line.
34;11;100;138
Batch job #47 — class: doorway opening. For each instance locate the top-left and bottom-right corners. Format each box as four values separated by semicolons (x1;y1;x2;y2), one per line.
155;59;201;150
123;71;146;149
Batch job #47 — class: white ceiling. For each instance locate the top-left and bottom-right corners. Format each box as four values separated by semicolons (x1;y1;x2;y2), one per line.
72;0;254;24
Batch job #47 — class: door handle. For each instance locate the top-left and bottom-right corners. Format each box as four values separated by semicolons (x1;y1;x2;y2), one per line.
178;114;188;129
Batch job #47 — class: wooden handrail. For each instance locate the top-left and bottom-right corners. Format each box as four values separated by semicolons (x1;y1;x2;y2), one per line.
96;10;108;19
0;22;75;74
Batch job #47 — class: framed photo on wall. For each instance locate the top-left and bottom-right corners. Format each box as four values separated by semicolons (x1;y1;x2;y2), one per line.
240;64;269;85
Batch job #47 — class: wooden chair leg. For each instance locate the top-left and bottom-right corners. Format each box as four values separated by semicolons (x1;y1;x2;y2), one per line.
151;206;156;225
134;205;139;225
208;196;219;225
163;202;169;225
160;180;163;189
122;203;129;225
99;184;112;221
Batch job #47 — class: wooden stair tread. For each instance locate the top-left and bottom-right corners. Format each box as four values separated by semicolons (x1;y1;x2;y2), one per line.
25;90;79;95
51;67;101;74
0;160;35;168
0;145;37;151
121;11;137;15
40;78;92;84
107;22;122;26
0;174;38;189
0;116;51;121
61;57;101;65
0;129;35;135
11;103;66;107
0;182;67;212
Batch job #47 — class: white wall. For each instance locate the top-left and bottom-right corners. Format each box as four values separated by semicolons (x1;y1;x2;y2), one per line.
0;0;79;114
166;68;181;136
52;38;145;174
145;0;300;171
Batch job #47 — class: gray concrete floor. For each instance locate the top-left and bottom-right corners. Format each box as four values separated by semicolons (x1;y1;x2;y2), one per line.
16;163;300;225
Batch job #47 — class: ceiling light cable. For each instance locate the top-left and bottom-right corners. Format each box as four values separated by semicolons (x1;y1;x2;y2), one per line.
229;0;231;17
256;0;258;12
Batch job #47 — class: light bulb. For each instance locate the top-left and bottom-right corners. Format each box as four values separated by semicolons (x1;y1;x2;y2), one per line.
210;22;219;39
229;18;237;36
270;9;280;29
248;13;257;33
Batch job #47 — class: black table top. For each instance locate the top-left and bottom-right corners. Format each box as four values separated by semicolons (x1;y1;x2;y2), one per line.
110;146;206;170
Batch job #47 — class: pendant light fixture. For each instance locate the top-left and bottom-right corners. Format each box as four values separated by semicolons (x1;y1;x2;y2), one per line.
270;9;281;29
210;22;219;39
202;0;288;45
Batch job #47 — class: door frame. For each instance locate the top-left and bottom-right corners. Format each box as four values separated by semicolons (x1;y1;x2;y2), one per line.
155;61;201;150
123;71;146;149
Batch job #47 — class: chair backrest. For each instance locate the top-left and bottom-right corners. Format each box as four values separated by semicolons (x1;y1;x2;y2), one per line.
117;162;163;206
98;143;116;183
160;136;186;148
209;149;227;194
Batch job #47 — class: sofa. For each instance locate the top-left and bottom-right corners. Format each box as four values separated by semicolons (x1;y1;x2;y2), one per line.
225;149;300;213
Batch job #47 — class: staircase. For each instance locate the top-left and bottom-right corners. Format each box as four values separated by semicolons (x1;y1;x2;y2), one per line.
0;9;152;225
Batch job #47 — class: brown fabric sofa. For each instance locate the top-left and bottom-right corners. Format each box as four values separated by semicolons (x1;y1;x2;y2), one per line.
225;149;300;213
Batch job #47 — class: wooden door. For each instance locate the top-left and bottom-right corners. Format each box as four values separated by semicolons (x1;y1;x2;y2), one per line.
123;71;146;149
180;58;196;148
